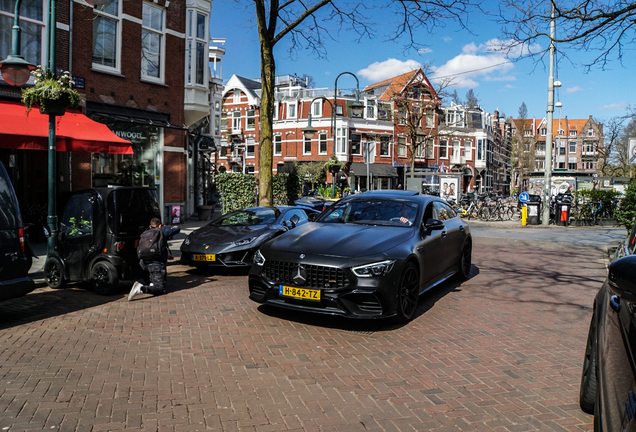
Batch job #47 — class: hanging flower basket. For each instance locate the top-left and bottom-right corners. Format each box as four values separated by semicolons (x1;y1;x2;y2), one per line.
38;94;71;116
21;66;80;116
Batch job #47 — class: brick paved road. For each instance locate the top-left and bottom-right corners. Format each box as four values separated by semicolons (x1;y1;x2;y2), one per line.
0;237;605;431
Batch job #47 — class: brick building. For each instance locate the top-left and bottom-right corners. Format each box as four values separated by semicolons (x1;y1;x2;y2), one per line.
0;0;212;224
217;69;511;200
510;115;604;192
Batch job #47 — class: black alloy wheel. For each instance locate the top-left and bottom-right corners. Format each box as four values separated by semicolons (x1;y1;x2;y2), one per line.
395;262;420;323
44;257;65;289
90;261;119;295
579;312;598;414
456;239;472;281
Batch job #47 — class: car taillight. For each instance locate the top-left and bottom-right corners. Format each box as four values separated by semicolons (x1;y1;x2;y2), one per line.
114;241;126;252
18;227;25;253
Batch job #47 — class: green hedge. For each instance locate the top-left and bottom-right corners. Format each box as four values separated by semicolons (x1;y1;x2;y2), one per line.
272;172;302;206
216;173;257;213
615;180;636;231
216;172;303;213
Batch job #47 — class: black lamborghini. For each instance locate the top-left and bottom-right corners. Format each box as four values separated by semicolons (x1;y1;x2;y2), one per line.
179;206;318;268
248;191;472;323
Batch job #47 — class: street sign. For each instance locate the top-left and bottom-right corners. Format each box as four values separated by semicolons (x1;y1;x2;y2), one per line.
629;138;636;165
519;192;529;203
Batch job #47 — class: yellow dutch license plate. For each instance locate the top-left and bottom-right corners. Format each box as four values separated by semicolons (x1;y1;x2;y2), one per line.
279;285;321;301
192;254;216;262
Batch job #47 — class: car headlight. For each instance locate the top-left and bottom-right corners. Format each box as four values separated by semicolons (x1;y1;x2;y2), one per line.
233;236;257;246
184;236;190;246
351;260;395;277
253;249;266;266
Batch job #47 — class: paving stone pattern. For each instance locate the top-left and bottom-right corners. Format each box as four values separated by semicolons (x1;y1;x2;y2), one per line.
0;240;604;431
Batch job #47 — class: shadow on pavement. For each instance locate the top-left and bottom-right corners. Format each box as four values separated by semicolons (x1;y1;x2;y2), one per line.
256;265;479;333
0;285;121;330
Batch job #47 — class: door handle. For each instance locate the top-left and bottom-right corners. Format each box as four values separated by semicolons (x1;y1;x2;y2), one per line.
417;246;424;252
441;231;447;238
459;226;465;232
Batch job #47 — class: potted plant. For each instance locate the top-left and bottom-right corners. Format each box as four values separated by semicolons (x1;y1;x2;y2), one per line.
323;155;344;198
21;66;80;116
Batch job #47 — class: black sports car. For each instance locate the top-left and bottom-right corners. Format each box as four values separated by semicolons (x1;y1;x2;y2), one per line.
579;224;636;431
248;191;472;323
179;206;318;268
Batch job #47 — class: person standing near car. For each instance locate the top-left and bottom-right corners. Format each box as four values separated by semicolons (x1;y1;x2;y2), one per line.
128;217;180;301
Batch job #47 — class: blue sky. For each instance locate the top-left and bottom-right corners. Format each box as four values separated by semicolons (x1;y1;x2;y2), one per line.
210;1;635;124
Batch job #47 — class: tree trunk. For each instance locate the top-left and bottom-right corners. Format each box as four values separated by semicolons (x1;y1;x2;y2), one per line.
256;1;275;207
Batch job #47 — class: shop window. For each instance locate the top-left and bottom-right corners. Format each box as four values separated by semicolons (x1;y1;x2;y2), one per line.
93;0;121;72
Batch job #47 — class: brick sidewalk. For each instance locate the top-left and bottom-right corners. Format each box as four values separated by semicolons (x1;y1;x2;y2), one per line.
1;238;601;431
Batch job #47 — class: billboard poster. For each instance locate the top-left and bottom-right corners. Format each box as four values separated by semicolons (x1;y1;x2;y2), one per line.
528;177;574;197
171;205;181;224
440;176;458;203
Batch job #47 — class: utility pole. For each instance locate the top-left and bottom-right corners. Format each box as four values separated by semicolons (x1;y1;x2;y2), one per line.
542;4;556;225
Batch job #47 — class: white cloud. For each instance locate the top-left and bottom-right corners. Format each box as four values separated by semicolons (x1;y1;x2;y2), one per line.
431;41;514;88
566;86;583;94
357;59;422;82
418;48;433;54
443;36;453;42
600;102;628;110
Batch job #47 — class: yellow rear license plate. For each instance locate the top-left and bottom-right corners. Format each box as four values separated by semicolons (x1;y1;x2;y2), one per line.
192;254;216;262
279;285;321;301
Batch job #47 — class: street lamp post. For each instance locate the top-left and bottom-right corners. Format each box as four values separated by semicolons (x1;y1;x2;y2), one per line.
542;3;556;225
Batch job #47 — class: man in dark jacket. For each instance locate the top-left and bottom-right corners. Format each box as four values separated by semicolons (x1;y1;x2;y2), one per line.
128;218;180;301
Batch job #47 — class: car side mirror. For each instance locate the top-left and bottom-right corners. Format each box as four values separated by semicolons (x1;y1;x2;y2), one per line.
290;214;300;227
138;226;146;235
608;255;636;302
423;219;444;231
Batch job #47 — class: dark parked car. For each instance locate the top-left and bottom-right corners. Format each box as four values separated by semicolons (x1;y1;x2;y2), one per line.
44;186;161;295
248;190;472;323
179;206;318;269
579;228;636;431
0;161;35;302
294;196;334;212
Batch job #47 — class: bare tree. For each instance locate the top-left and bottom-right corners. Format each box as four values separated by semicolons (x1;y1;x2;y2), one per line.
597;116;625;176
465;89;478;108
247;0;483;205
450;89;462;105
499;0;636;70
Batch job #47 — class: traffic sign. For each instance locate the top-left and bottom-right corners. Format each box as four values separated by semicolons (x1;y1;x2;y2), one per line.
519;192;529;202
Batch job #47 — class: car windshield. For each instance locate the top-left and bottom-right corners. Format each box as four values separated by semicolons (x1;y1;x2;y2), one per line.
212;208;280;226
318;199;418;226
108;189;161;235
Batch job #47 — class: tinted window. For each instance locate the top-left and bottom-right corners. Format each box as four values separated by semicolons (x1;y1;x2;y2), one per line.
60;194;94;238
108;189;161;235
319;199;419;226
213;208;279;226
433;201;455;221
0;164;19;230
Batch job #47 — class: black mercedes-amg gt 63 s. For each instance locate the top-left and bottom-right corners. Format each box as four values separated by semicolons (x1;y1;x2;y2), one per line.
248;191;472;323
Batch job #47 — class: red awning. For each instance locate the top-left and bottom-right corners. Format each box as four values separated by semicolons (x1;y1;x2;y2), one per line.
0;101;133;154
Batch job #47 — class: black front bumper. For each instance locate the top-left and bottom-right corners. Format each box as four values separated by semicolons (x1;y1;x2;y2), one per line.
248;274;394;319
